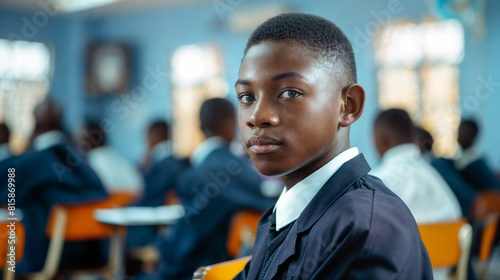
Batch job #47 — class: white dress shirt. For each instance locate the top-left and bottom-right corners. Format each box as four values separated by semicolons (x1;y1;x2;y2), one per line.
87;146;144;194
454;145;481;171
0;143;12;161
33;130;66;151
150;140;172;164
274;147;359;231
371;144;462;223
190;137;226;167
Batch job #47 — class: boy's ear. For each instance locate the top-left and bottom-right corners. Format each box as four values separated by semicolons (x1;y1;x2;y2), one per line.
339;84;365;127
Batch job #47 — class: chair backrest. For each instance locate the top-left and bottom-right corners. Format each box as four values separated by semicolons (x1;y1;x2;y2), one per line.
479;215;499;262
418;218;472;280
0;220;25;265
46;192;137;241
470;192;500;222
227;210;263;258
192;256;251;280
164;190;180;205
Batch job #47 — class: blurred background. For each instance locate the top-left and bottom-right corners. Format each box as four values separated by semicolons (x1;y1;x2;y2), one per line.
0;0;498;170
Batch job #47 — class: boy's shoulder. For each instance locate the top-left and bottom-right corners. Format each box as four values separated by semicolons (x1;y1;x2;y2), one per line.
289;173;428;278
313;171;417;235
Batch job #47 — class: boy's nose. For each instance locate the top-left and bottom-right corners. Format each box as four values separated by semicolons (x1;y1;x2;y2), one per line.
246;101;279;128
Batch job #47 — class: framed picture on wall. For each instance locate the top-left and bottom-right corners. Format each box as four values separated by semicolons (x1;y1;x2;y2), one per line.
86;44;131;95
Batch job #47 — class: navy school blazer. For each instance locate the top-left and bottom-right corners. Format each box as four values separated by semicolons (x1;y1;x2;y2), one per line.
0;144;107;273
234;154;433;280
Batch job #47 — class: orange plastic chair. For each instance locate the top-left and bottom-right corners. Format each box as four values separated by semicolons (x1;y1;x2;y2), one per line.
0;207;67;280
470;192;500;223
226;210;263;258
44;192;137;279
1;220;25;280
46;192;136;241
164;190;180;205
418;218;472;280
477;215;499;280
0;220;25;264
192;256;251;280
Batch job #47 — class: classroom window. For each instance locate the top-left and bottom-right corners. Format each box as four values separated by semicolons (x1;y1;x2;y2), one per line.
375;19;464;157
0;39;51;154
170;44;228;157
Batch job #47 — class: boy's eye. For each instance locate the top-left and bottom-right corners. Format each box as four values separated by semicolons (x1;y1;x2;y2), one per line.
280;90;301;99
237;94;256;104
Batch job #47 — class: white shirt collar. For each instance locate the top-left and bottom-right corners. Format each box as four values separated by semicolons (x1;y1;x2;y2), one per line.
381;143;421;164
33;130;66;151
190;136;225;166
0;143;12;161
151;140;172;164
274;147;359;231
454;145;481;170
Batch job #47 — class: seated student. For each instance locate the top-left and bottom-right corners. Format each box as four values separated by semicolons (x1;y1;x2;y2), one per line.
139;98;275;280
0;97;107;273
413;125;434;162
414;126;479;217
141;120;172;171
455;119;500;191
80;121;144;195
0;123;12;161
371;109;462;223
126;120;189;249
233;13;432;279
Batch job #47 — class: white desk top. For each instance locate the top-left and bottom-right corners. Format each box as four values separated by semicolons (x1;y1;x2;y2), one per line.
94;205;184;226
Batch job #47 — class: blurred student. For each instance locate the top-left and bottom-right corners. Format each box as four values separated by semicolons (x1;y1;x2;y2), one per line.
455;119;500;191
413;125;434;162
371;109;462;223
0;97;107;273
141;120;171;171
414;125;479;217
0;123;11;161
80;121;144;195
233;13;431;280
139;98;274;280
372;109;462;280
126;120;189;249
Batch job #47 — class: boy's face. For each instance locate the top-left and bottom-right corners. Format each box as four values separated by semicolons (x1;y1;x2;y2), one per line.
236;41;347;183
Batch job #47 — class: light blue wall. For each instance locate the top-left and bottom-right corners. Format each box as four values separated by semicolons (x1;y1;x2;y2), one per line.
459;0;500;170
1;0;499;169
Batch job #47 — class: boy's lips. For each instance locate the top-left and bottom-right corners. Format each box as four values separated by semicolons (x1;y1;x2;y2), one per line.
247;136;283;154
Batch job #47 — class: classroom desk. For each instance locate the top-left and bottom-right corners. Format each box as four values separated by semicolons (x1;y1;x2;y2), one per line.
94;205;184;279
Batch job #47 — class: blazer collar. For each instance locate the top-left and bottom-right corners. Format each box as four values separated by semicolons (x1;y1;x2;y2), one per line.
251;154;371;279
295;153;371;233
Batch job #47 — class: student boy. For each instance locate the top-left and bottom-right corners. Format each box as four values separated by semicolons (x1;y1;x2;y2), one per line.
234;13;433;279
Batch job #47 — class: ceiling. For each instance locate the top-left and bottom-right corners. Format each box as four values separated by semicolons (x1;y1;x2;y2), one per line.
0;0;207;16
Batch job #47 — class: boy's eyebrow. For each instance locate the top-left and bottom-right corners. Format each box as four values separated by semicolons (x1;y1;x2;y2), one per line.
235;72;307;87
235;79;251;87
272;72;308;81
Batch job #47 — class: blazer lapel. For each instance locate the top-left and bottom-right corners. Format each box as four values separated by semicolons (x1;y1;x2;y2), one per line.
246;208;273;280
261;154;372;279
295;154;371;233
263;222;299;280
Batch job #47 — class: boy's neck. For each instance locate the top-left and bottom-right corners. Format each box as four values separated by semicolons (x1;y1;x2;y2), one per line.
281;142;351;190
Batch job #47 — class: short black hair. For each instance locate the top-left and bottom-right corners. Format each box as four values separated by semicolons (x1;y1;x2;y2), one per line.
459;119;479;138
375;108;414;142
244;13;357;84
0;123;10;144
413;126;434;153
458;118;479;149
84;121;106;148
148;120;169;140
199;98;235;132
